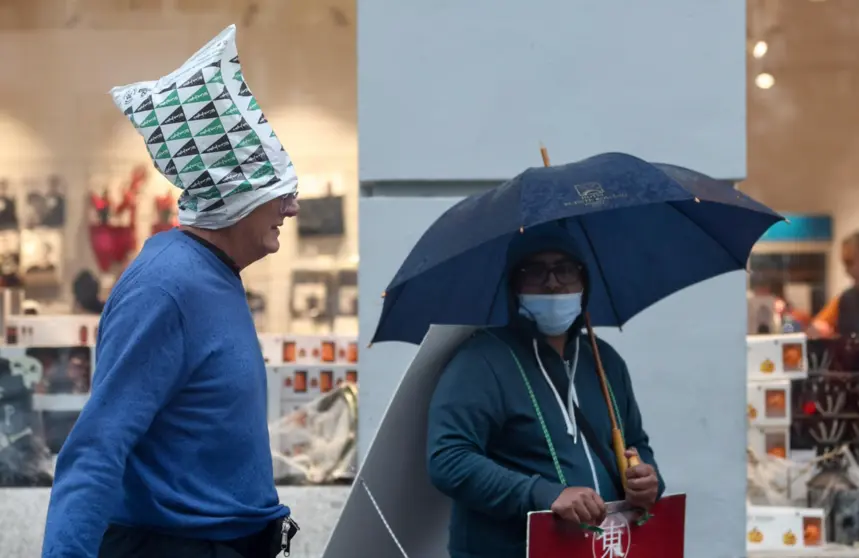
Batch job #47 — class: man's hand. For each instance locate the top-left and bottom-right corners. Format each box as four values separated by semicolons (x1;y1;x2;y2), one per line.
624;447;659;509
551;487;606;525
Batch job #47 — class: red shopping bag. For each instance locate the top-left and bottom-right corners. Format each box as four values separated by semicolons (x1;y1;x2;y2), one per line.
527;493;686;558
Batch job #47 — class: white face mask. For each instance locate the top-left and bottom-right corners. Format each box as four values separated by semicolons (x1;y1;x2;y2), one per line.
518;293;583;336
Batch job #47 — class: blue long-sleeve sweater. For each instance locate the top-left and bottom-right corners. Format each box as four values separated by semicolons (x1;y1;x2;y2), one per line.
427;324;665;558
42;229;287;558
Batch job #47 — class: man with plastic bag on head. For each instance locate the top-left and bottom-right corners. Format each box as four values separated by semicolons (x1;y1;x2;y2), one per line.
42;25;300;558
427;225;666;558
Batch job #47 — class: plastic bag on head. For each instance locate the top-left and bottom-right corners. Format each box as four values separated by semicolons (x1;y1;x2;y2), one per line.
109;24;298;229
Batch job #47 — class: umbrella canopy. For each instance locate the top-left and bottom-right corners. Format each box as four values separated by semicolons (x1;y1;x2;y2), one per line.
372;152;784;345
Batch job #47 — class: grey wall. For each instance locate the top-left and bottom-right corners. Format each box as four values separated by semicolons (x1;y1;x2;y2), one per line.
358;0;746;181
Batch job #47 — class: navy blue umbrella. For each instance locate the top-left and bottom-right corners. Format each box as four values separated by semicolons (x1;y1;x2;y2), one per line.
371;152;784;345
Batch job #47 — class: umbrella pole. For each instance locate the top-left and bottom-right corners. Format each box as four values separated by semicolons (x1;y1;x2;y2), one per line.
584;314;640;493
539;145;640;493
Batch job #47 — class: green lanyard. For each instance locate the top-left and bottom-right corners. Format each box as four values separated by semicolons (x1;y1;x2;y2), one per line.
486;332;611;534
486;332;654;529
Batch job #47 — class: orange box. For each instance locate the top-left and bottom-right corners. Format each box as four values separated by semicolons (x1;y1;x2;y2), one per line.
747;333;807;379
748;380;791;427
282;341;296;363
320;370;333;393
747;506;825;552
321;341;336;363
293;370;307;392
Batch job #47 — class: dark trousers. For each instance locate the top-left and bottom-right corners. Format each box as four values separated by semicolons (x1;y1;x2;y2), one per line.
98;520;283;558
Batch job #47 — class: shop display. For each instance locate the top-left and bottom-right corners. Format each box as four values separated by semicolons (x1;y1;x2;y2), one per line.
0;299;359;487
296;193;345;238
151;191;178;235
4;315;99;347
267;365;358;418
748;380;791;428
23;175;66;230
791;337;859;461
259;333;358;367
336;270;358;318
808;337;859;375
269;382;357;485
72;271;105;314
0;179;19;230
747;332;859;552
290;270;334;325
749;426;790;460
748;292;780;335
828;489;859;545
747;248;830;334
0;229;21;287
747;505;824;552
747;333;807;381
89;166;146;273
13;346;93;454
0;354;53;487
20;228;62;286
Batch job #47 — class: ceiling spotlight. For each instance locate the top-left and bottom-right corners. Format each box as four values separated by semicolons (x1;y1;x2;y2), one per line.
752;41;768;59
755;73;775;89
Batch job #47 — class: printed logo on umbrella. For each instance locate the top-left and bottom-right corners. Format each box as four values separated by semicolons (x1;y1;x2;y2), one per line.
567;182;627;207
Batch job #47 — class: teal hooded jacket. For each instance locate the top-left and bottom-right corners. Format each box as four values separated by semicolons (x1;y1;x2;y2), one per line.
426;225;665;558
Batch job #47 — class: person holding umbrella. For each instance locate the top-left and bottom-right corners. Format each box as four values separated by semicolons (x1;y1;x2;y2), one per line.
426;224;663;558
369;151;783;557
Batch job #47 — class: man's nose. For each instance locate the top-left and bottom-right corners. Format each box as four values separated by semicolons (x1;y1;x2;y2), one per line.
544;271;562;291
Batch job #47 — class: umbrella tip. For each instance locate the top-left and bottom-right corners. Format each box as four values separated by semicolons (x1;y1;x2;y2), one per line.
785;217;791;224
519;226;524;233
381;291;386;298
539;145;551;167
367;342;373;349
694;197;701;203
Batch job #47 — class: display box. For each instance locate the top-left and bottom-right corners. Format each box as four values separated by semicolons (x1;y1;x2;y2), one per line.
266;365;358;421
259;335;359;367
748;379;792;427
748;425;790;460
4;315;100;347
748;333;807;380
747;505;824;551
258;334;288;365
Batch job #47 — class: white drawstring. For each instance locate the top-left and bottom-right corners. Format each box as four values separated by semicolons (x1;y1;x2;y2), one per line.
532;338;577;441
531;336;601;495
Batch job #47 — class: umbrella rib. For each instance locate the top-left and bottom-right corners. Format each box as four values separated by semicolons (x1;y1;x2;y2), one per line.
666;201;748;270
573;218;624;328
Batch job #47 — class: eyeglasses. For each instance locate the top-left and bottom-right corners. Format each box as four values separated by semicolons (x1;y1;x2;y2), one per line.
280;191;298;214
516;261;584;288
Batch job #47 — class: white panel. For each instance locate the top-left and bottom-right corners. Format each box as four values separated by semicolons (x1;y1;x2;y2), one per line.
358;0;745;181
